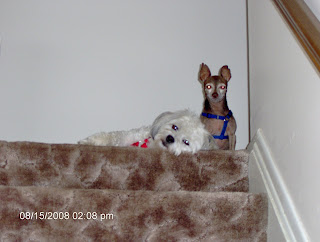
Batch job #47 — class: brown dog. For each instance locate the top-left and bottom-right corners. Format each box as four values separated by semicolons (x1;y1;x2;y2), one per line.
198;63;236;150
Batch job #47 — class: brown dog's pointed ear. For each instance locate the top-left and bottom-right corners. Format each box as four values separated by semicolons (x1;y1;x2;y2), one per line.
198;63;211;82
219;65;231;82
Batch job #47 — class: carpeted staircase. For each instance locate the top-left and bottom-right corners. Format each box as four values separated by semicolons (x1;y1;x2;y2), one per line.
0;141;267;241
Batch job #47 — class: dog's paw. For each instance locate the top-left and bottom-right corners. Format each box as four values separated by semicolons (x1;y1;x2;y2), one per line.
201;135;219;151
78;137;90;144
78;136;96;145
78;132;108;146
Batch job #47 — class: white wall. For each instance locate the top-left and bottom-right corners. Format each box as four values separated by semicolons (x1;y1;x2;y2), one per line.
304;0;320;21
0;0;248;149
248;0;320;240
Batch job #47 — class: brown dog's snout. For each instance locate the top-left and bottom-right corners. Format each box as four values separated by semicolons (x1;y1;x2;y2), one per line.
212;92;219;98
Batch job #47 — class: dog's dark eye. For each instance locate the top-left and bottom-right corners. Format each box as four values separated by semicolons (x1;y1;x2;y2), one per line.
220;85;226;89
183;139;189;146
206;84;212;89
172;125;178;131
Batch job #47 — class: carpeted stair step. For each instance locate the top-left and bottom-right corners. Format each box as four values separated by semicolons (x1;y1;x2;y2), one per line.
0;141;249;192
0;186;267;241
0;140;267;241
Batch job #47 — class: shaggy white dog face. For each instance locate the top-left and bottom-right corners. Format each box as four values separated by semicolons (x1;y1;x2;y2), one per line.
150;110;215;155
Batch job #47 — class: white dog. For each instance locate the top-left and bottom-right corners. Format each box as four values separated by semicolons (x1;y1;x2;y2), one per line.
78;110;217;155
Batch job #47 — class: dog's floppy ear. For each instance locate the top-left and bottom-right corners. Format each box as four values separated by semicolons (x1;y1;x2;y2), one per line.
219;65;231;82
198;63;211;82
150;111;173;139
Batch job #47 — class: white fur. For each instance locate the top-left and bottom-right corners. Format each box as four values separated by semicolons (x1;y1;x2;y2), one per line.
78;110;218;156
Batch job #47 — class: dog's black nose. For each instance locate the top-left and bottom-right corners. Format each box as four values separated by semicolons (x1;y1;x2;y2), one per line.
212;92;219;98
166;135;175;143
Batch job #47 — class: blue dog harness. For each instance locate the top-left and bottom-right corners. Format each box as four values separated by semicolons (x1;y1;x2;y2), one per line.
201;110;233;140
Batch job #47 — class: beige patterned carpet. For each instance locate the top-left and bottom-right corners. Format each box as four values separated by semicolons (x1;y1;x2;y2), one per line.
0;141;267;241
